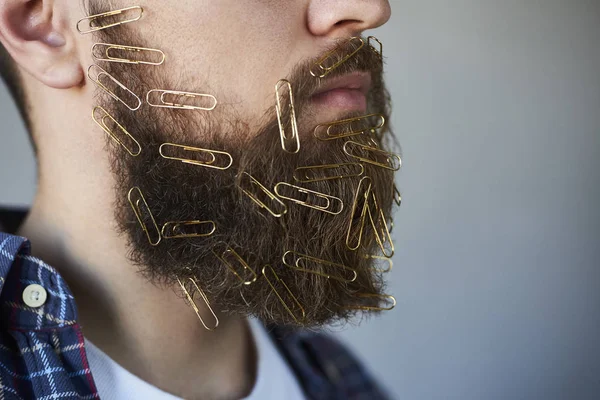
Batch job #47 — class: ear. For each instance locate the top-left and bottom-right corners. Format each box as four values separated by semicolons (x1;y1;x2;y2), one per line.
0;0;83;89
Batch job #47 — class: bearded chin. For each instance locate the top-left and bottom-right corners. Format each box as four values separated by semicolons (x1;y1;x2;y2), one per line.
95;28;397;327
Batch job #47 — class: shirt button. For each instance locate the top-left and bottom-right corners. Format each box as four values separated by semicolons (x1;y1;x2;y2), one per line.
22;284;48;308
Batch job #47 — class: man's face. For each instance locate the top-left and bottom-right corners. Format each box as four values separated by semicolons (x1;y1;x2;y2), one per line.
84;0;397;328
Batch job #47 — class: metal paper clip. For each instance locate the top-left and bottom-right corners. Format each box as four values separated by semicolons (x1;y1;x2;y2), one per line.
92;43;165;65
393;184;402;206
77;6;143;34
262;266;305;324
367;192;394;258
92;106;141;156
310;37;365;78
212;245;257;285
238;172;288;218
88;64;142;111
275;183;344;215
127;187;161;246
275;80;300;154
147;90;218;111
343;141;402;171
293;163;364;183
159;143;233;170
161;220;216;239
346;177;372;251
177;277;219;331
348;294;396;311
367;36;383;59
282;251;357;283
314;114;385;141
367;255;393;273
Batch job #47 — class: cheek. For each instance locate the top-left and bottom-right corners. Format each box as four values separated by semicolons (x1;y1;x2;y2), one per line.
146;0;305;124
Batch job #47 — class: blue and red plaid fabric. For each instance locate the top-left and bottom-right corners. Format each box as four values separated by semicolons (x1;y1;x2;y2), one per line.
0;231;390;399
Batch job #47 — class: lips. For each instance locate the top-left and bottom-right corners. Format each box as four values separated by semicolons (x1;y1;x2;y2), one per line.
311;72;372;113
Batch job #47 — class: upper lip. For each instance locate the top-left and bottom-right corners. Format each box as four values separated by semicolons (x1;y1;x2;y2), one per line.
312;72;372;97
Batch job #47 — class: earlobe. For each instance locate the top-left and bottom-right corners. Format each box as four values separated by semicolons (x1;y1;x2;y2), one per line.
0;0;84;89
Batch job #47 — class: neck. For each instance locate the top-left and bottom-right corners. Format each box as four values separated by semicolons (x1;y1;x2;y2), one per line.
17;168;256;400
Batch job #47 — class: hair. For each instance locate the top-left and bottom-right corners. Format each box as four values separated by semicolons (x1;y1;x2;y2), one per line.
0;44;31;132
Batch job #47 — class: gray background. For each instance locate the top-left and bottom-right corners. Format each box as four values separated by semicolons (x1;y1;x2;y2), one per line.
1;1;599;399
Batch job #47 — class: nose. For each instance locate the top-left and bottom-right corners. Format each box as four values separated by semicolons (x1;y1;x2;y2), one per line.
307;0;392;38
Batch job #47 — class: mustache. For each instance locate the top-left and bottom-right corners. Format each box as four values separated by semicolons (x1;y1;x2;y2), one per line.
286;36;385;107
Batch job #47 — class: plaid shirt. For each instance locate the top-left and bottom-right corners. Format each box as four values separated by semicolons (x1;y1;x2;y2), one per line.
0;228;389;400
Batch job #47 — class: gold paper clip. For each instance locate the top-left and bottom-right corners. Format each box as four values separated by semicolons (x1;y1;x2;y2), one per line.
262;265;305;324
275;80;300;154
310;37;365;78
293;163;364;183
92;106;141;156
88;64;142;111
367;36;383;59
367;255;393;273
212;245;257;285
238;172;288;218
314;114;385;141
282;251;357;283
177;276;219;331
127;187;161;246
393;184;402;206
77;6;143;34
367;192;394;258
92;43;165;65
275;183;344;215
343;141;402;171
147;90;218;111
159;143;233;170
348;294;396;311
161;220;216;239
346;177;372;251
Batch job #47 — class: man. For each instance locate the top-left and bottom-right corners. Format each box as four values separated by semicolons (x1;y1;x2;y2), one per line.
0;0;399;398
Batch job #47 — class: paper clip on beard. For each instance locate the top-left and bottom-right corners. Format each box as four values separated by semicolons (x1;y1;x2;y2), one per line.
161;220;216;239
159;143;233;170
368;192;395;258
92;106;142;156
282;251;358;283
293;163;364;183
314;114;385;141
348;294;396;311
77;6;143;34
310;37;365;78
393;184;402;207
177;276;219;331
147;90;218;111
346;176;372;251
367;36;384;60
92;43;166;66
238;172;288;218
262;266;306;325
275;183;344;215
275;80;300;154
128;187;162;246
343;141;402;171
88;64;142;111
212;245;258;285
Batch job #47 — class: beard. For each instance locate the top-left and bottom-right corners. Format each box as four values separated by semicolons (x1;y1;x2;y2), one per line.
90;14;399;327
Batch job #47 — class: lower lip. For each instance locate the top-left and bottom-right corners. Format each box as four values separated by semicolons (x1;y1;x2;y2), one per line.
311;89;368;112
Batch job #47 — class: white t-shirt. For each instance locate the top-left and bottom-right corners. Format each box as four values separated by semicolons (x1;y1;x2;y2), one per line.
85;319;306;400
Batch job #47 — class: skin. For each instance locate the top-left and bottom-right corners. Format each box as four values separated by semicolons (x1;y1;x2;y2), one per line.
0;1;391;399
